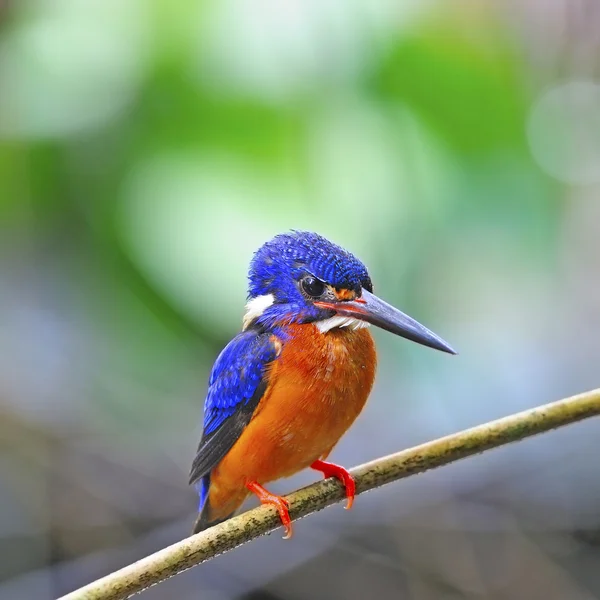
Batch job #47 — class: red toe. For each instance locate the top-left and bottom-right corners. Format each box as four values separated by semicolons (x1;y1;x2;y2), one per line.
311;459;356;510
246;481;293;539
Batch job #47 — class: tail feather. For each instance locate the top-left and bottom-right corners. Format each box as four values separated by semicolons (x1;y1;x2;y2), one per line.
191;474;234;534
192;506;234;534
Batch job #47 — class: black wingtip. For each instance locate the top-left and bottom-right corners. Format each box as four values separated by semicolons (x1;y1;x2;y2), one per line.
192;510;233;535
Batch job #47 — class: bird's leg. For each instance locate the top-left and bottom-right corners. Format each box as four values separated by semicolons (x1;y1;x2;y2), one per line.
246;481;292;539
311;459;356;510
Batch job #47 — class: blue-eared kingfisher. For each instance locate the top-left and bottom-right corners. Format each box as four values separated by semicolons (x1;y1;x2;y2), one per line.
189;231;456;537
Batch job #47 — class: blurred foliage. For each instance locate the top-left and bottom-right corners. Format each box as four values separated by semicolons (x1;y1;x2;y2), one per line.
1;1;600;599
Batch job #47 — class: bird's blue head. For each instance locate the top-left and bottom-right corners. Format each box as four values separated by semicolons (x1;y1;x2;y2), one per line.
244;231;456;354
249;230;372;311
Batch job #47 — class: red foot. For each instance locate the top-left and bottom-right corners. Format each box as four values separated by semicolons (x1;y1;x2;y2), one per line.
246;481;293;539
311;459;356;510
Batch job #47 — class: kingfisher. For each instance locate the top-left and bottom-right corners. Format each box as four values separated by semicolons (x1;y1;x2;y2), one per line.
189;231;455;538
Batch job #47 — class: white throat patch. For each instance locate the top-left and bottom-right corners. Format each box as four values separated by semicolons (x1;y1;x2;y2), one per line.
316;316;370;334
242;294;274;330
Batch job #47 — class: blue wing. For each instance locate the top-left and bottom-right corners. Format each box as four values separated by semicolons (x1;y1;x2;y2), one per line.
189;327;280;487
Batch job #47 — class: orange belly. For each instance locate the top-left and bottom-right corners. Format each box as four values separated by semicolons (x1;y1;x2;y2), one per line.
207;324;376;519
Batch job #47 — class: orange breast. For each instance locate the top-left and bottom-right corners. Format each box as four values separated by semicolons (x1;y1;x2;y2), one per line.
207;324;377;518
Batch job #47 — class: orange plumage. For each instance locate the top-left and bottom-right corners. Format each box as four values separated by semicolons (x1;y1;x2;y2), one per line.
203;324;376;523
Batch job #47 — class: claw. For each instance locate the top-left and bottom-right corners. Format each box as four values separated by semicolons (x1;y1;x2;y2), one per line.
311;459;355;510
246;481;293;539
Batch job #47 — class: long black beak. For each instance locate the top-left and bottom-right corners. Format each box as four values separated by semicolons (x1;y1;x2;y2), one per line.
315;290;457;355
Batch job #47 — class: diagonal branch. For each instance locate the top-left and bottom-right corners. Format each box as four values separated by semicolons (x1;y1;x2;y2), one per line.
59;388;600;600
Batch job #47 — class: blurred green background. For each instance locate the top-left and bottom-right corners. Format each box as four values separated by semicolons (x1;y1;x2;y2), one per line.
1;1;600;598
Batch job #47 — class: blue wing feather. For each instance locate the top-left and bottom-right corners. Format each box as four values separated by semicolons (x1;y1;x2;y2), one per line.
203;329;278;434
189;328;279;486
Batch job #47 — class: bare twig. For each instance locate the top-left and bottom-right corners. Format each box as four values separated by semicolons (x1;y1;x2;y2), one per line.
59;388;600;600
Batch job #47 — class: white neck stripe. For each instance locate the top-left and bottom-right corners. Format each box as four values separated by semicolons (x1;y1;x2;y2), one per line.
242;294;275;330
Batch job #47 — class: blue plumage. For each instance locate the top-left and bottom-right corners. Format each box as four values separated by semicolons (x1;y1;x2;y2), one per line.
197;474;210;512
249;231;372;301
203;330;279;435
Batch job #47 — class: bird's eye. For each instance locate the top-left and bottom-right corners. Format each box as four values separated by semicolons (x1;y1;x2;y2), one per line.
301;276;325;298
